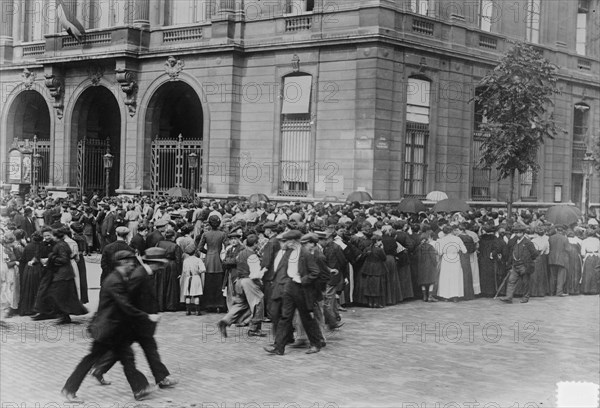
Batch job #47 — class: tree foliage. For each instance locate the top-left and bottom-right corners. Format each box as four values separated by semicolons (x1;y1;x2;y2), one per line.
473;42;565;181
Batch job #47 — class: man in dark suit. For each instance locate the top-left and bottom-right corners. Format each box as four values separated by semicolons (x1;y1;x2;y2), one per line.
264;230;323;355
500;224;538;304
91;247;177;389
130;225;148;256
259;222;280;321
61;250;156;403
548;225;570;296
100;227;133;284
145;219;167;248
14;207;36;239
101;202;118;248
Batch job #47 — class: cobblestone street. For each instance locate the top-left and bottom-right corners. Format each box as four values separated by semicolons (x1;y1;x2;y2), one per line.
1;261;599;408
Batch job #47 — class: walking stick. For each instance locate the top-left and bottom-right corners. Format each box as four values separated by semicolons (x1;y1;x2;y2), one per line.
493;272;510;299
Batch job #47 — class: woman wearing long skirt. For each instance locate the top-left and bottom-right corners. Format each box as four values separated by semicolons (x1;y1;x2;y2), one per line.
1;233;22;318
478;225;504;297
458;229;475;301
416;231;439;302
63;230;82;302
381;227;402;305
197;215;227;311
580;230;600;295
435;225;467;301
46;227;87;324
529;227;549;297
566;232;583;295
19;232;44;315
71;224;89;304
359;234;387;308
395;225;414;300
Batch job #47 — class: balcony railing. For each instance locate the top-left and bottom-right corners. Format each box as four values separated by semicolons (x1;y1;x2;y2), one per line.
412;18;434;36
22;42;45;56
285;16;312;32
163;27;204;43
577;58;592;71
63;32;111;47
479;34;497;49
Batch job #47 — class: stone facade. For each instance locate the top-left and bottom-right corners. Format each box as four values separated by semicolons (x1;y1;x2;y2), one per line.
0;0;598;205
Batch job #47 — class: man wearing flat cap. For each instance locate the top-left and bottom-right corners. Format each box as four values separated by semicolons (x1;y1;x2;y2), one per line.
91;247;177;390
264;229;323;355
100;226;133;285
259;221;281;321
62;249;157;403
500;224;538;304
145;219;166;249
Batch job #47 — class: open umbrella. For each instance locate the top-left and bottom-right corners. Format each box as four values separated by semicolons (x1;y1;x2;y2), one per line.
426;191;448;202
545;205;581;226
166;187;191;197
248;193;269;203
346;191;372;203
397;197;427;214
433;198;470;213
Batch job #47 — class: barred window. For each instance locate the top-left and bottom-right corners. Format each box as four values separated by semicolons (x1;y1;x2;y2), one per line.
404;77;430;197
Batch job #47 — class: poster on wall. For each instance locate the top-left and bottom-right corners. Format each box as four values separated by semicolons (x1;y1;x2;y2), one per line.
21;155;31;183
7;150;22;184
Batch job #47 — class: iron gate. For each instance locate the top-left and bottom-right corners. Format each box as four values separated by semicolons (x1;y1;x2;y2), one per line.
77;138;110;197
151;135;203;196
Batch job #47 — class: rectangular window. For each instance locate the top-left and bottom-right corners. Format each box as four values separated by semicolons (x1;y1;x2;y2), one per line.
26;0;52;41
168;0;209;25
526;0;540;44
576;12;587;55
411;0;434;16
520;168;538;200
480;0;493;32
472;91;491;200
404;78;430;197
280;75;313;197
285;0;314;14
573;104;589;142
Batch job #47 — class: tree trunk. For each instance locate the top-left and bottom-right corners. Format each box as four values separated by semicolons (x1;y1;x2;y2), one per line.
508;169;515;218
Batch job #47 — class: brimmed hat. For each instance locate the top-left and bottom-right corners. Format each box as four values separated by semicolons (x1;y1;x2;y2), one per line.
115;226;130;236
154;219;169;228
70;222;84;233
512;223;527;232
277;229;302;241
114;250;137;262
142;247;169;263
228;229;243;238
300;233;319;244
263;221;278;230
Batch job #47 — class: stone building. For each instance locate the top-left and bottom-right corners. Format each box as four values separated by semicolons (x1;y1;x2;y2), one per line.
0;0;598;207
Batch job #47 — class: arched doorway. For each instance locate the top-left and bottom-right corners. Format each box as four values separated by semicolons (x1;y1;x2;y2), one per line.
5;90;51;188
144;81;203;194
70;86;121;197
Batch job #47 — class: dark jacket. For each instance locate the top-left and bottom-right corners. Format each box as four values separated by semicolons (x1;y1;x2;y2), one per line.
47;240;75;282
14;213;36;238
145;230;164;249
259;236;281;282
130;233;146;255
271;246;320;310
321;241;347;287
506;236;538;274
101;212;116;242
100;240;133;284
127;264;159;337
89;270;150;344
548;233;569;268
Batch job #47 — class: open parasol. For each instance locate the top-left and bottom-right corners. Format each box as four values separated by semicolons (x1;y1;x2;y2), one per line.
346;191;372;203
426;191;448;202
544;205;581;226
166;187;191;197
432;198;470;213
397;197;427;214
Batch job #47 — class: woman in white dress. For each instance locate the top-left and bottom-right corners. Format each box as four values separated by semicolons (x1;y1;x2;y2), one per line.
580;229;600;295
435;225;467;301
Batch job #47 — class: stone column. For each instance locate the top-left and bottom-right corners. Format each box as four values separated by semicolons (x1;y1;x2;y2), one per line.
0;0;14;62
133;0;149;28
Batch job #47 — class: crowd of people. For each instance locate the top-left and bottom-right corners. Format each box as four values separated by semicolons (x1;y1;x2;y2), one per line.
1;191;599;400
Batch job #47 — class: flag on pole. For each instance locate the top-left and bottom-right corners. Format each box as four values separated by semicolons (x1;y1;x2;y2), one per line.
56;0;86;43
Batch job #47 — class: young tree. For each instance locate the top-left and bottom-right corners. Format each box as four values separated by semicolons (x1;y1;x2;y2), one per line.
473;42;565;215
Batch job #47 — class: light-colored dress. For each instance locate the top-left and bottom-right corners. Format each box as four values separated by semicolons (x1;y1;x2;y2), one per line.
466;230;481;295
64;236;81;300
179;254;206;301
435;234;467;299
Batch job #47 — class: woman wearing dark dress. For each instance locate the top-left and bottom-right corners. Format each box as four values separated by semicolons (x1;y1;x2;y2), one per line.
394;222;415;300
416;231;439;302
45;227;87;324
197;216;227;311
359;233;387;308
528;227;549;297
381;226;402;305
478;225;505;297
19;232;44;315
458;227;475;301
566;232;582;295
70;223;89;303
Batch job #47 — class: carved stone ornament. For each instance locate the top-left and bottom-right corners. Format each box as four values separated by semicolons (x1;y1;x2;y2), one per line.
165;56;184;80
115;68;138;117
87;63;104;85
22;68;36;89
44;74;64;119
